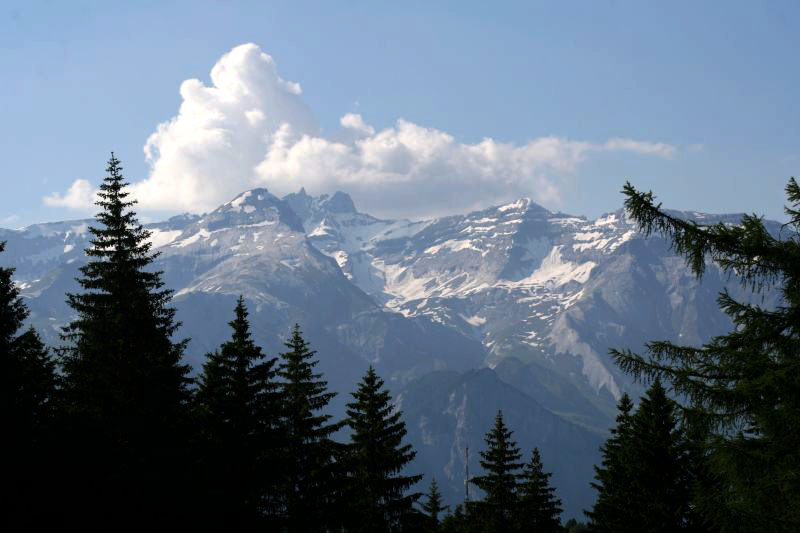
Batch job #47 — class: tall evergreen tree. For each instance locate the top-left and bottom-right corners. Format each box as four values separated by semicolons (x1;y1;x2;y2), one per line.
195;296;282;528
612;179;800;529
516;448;562;532
0;241;59;526
588;383;692;532
345;366;422;531
278;324;344;532
585;393;635;531
421;477;448;531
626;380;692;531
470;410;524;532
59;154;192;525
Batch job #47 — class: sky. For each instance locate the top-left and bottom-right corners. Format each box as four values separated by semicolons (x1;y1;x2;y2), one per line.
1;0;798;227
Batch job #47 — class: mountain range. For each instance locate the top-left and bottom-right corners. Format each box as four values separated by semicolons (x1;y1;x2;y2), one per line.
1;187;777;518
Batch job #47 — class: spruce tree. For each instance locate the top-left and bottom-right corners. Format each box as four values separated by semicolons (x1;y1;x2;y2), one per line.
345;366;422;531
612;179;800;529
588;383;692;532
59;154;192;524
470;410;524;532
626;380;691;531
278;324;344;532
195;296;282;528
516;448;562;532
1;241;59;526
585;393;635;531
421;477;448;531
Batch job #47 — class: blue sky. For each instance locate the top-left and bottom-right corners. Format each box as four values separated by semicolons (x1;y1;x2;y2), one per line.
1;0;798;226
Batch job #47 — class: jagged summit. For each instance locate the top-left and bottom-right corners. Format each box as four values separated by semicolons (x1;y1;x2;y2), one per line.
319;191;356;214
203;188;305;233
283;188;358;223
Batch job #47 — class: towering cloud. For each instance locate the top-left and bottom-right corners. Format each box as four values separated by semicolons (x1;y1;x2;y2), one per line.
47;43;676;218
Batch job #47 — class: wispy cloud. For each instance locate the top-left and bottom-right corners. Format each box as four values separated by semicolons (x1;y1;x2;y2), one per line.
0;214;21;228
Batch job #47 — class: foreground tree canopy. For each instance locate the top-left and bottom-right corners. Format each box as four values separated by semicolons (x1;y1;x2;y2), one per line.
611;179;800;530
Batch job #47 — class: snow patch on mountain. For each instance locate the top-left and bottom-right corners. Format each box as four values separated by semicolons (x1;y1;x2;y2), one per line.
174;228;211;247
506;246;595;288
147;229;183;248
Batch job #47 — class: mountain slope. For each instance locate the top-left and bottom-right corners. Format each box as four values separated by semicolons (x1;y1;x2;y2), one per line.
3;186;782;519
397;368;603;519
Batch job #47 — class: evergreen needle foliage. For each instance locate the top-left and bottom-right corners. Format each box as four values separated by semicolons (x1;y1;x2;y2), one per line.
421;478;448;530
278;324;345;532
58;154;193;525
345;366;423;531
1;241;59;526
470;410;524;532
585;393;635;531
588;382;695;532
612;179;800;530
516;448;562;532
195;296;282;528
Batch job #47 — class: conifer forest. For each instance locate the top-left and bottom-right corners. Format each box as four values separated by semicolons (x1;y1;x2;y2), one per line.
6;3;800;530
4;153;799;532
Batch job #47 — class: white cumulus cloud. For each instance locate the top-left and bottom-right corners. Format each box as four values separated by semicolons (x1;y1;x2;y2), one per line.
134;43;316;213
45;43;677;218
43;179;97;209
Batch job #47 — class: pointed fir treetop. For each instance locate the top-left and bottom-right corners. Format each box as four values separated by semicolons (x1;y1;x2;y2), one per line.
229;296;253;349
213;295;268;377
346;365;422;529
194;296;282;527
60;152;190;430
628;379;686;478
85;153;156;269
470;409;523;529
347;366;417;470
278;324;345;531
64;152;176;325
279;324;338;422
197;296;278;432
517;448;563;532
610;393;635;445
477;410;524;481
586;392;638;530
421;477;447;525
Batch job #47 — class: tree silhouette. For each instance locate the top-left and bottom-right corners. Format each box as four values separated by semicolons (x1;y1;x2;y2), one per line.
516;448;562;532
59;154;192;526
470;410;523;531
345;366;422;530
278;324;344;531
195;296;282;527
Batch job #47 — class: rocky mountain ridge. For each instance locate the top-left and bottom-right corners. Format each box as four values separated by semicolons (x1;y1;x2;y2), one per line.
1;187;777;517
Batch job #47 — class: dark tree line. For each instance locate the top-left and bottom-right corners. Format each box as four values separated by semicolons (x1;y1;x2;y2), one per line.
1;154;568;531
